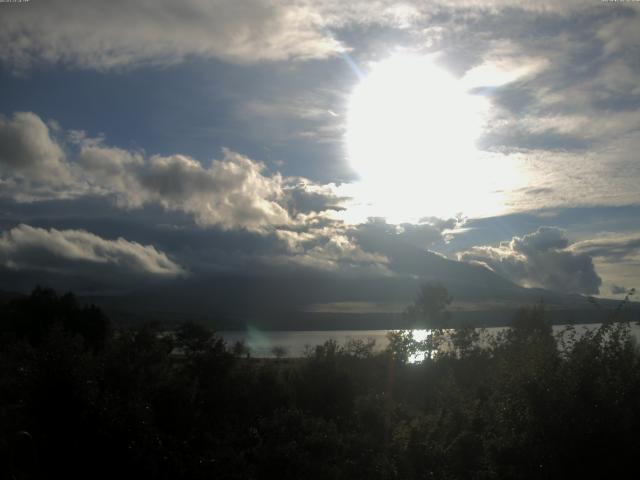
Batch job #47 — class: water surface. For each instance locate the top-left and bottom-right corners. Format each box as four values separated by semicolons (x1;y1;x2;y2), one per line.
221;323;640;358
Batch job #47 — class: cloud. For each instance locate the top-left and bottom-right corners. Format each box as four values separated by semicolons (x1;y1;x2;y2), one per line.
76;142;145;205
139;151;292;230
569;233;640;297
458;227;601;294
611;284;628;295
570;234;640;261
507;132;640;211
79;145;304;231
318;3;640;218
0;0;604;73
1;112;346;232
354;217;455;253
0;0;344;71
271;225;390;274
4;3;639;220
597;14;640;58
284;179;347;215
0;224;185;277
0;112;75;199
390;3;640;214
76;137;296;230
346;217;468;278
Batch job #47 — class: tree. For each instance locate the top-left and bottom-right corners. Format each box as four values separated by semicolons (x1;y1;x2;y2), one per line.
231;339;250;358
175;321;215;356
403;282;452;328
385;330;417;363
271;345;288;360
0;286;110;351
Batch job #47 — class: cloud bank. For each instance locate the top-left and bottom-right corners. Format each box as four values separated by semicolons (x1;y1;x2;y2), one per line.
0;111;394;278
0;111;345;232
0;224;185;277
0;0;345;71
458;227;601;295
0;0;602;72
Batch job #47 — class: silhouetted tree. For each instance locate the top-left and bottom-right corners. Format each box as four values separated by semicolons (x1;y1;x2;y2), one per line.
0;286;109;351
271;345;288;359
2;285;640;479
403;282;452;328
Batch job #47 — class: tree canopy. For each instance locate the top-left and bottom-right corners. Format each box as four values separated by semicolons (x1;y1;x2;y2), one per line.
2;286;640;479
403;282;452;328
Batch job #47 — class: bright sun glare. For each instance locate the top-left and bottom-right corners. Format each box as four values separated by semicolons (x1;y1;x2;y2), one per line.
343;54;522;222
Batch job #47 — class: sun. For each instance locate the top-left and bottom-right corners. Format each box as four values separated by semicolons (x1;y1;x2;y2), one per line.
346;54;481;184
343;53;520;222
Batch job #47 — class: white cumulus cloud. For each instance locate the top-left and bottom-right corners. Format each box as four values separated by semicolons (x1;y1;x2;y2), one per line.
0;112;76;200
138;150;291;230
0;112;342;232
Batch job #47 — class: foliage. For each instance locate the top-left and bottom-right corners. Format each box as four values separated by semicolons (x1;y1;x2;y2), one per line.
2;287;640;479
403;282;452;328
271;345;288;359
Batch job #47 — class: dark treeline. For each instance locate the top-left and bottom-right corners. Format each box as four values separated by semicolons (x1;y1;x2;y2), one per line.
2;287;640;479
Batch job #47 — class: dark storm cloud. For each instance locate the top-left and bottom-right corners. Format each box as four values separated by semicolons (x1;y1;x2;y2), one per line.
458;227;602;295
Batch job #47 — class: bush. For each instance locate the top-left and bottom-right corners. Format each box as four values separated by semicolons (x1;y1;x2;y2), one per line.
2;287;640;479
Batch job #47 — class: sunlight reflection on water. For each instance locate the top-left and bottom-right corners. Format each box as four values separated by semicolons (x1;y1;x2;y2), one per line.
220;323;640;361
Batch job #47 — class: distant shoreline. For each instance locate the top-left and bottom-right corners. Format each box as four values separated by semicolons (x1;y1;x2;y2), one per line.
100;307;640;331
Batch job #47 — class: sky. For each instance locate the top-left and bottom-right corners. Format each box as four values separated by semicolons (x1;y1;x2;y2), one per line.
1;0;639;312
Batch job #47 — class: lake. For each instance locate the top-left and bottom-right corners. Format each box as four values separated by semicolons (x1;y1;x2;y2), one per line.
221;322;640;359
